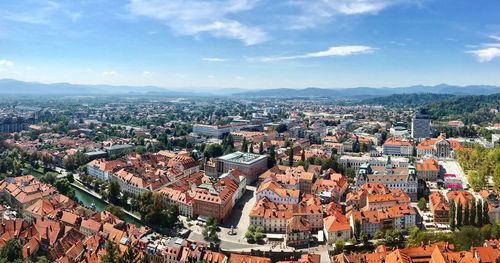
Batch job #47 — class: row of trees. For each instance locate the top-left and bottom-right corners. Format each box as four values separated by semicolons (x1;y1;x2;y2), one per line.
407;223;500;251
449;199;489;231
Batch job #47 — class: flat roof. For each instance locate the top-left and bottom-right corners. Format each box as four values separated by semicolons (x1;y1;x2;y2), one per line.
217;151;267;165
106;144;133;150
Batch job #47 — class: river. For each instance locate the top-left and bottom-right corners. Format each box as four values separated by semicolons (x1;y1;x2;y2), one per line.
72;186;143;226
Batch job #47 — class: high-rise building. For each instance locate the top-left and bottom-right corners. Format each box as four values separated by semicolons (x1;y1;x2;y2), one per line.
411;114;431;139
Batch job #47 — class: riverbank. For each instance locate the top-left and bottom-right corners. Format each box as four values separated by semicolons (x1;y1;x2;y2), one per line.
70;180;143;226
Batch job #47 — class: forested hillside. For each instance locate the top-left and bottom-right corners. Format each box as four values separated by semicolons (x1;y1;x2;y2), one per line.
361;93;500;125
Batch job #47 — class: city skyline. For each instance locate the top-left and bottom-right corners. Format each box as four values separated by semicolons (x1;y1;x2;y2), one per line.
1;0;500;89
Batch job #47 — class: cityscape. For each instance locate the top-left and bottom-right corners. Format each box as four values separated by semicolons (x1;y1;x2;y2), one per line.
1;1;500;263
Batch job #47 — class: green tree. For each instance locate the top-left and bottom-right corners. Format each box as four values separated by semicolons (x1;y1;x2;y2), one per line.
449;200;456;231
54;178;75;199
267;145;276;168
480;224;492;240
453;226;484;251
0;239;23;262
101;240;120;263
119;245;139;263
463;202;470;226
66;173;74;183
476;200;483;227
40;172;57;185
203;144;224;158
418;197;427;211
108;181;121;205
456;200;463;228
241;138;248;152
335;239;345;252
360;231;368;245
259;141;264;154
288;148;294;167
483;201;490;225
469;170;487;191
203;217;220;244
354;219;361;240
492;222;500;239
301;149;305;163
105;204;124;219
494;164;500;191
470;198;476;226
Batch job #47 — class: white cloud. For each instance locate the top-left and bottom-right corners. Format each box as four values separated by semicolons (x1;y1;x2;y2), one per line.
127;0;267;45
0;59;14;67
467;48;500;63
102;71;117;76
252;45;375;62
142;71;153;75
203;57;227;62
489;35;500;41
235;76;245;80
288;0;412;29
467;35;500;62
207;75;216;79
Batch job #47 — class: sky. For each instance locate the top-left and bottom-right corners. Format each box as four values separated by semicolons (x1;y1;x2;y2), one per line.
0;0;500;90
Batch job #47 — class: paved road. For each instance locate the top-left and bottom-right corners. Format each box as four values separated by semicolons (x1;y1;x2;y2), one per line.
188;231;261;250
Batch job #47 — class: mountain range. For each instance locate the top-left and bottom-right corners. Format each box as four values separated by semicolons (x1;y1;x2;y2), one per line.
233;84;500;98
1;79;499;98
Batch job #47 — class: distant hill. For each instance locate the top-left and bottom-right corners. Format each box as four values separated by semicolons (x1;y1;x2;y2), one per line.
0;79;195;96
359;93;456;107
425;93;500;125
360;92;500;125
235;84;500;98
1;79;499;98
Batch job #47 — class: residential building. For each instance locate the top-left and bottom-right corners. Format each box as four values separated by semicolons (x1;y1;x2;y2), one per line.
429;192;449;225
87;159;126;180
256;181;300;205
292;195;323;232
249;197;293;232
349;204;416;237
323;211;351;245
286;216;312;247
0;175;57;210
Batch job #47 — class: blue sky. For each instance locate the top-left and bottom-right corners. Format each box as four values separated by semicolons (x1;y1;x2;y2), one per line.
0;0;500;90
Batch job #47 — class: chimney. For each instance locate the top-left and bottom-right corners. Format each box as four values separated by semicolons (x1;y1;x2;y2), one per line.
27;246;30;256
